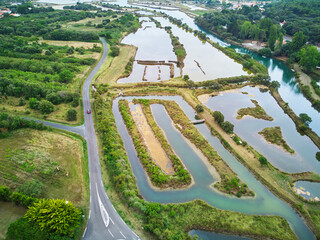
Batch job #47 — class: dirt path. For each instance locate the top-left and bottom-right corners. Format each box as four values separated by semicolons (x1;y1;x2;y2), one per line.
294;63;320;101
130;103;175;175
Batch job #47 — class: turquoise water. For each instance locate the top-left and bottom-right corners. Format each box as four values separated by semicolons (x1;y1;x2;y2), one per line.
200;86;320;174
112;96;315;239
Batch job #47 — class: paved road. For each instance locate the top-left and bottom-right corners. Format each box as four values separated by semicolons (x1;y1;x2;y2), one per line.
40;38;140;240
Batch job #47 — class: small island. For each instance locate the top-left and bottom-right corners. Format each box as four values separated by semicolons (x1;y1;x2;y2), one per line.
259;127;295;154
237;99;273;121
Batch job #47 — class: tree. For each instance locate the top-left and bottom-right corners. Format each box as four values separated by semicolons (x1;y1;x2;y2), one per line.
183;75;189;81
258;47;272;57
259;156;268;165
212;111;224;124
270;81;280;89
268;25;277;51
195;104;204;113
19;98;26;106
291;31;307;52
28;98;39;109
277;32;283;50
298;45;320;72
38;100;54;114
25;198;81;236
221;121;234;133
59;70;74;83
46;93;62;105
110;45;120;57
316;152;320;162
299;113;312;125
67;109;77;121
16;179;43;198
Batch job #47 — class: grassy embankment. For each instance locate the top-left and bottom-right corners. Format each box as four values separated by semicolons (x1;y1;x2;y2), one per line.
237;99;274;121
119;99;191;188
0;128;89;239
258;127;295;154
92;92;297;240
146;99;254;197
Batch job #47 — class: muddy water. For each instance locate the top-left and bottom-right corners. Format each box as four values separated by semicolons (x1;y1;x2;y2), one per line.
113;95;315;240
118;17;180;83
199;86;320;175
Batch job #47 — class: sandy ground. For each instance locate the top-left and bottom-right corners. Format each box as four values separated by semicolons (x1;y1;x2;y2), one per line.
294;63;320;101
130;103;175;175
242;40;266;51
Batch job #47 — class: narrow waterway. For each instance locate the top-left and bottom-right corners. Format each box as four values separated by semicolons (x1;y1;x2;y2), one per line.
199;86;320;174
113;95;315;240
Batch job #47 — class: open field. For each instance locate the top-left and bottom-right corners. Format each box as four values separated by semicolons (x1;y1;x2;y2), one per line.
0;128;87;206
95;45;137;85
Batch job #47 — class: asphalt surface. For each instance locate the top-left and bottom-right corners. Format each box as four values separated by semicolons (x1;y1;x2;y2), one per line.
40;38;141;240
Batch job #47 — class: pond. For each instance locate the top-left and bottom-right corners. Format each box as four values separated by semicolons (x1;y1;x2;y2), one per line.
112;95;315;240
199;86;320;175
294;181;320;201
118;17;180;83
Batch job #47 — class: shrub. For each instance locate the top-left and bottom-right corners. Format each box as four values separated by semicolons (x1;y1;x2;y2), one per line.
25;199;81;236
110;45;120;57
46;93;62;105
316;152;320;162
299;113;312;125
212;111;224;124
28;98;39;109
195;104;204;113
221;121;234;134
38;100;54;114
0;186;12;201
259;156;268;165
59;70;74;83
18;98;26;106
11;192;38;207
258;48;272;57
66;109;77;121
16;179;43;198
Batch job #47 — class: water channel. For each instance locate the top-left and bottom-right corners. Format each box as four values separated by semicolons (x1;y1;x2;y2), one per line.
113;95;315;240
199;86;320;175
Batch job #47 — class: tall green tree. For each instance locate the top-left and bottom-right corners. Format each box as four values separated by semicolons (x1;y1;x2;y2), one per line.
298;45;320;72
291;31;307;52
268;25;278;51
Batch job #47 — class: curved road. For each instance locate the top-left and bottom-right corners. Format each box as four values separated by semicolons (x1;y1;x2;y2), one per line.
41;38;140;240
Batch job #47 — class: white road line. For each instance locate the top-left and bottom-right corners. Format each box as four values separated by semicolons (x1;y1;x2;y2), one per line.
82;227;87;238
96;183;110;228
120;231;126;239
108;229;114;238
110;217;114;224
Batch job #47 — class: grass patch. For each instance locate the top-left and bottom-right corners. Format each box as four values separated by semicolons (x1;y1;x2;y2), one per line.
259;127;295;154
0;202;26;240
0;128;86;207
237;99;273;121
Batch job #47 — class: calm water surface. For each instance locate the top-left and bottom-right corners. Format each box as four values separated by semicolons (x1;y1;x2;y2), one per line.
200;86;320;174
113;95;315;240
295;181;320;201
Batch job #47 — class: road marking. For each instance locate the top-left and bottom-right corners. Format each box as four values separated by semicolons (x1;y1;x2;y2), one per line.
120;231;126;239
110;217;114;224
82;227;87;238
108;229;114;238
96;183;110;228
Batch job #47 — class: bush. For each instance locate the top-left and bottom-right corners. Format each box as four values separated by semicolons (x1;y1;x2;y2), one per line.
38;100;54;114
258;48;272;57
59;70;74;83
28;98;39;109
11;192;38;207
66;109;77;121
212;111;224;124
25;199;81;236
316;152;320;162
16;179;43;198
195;104;204;113
46;93;62;105
110;45;120;57
221;121;234;134
0;186;12;201
18;98;26;106
259;156;268;165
